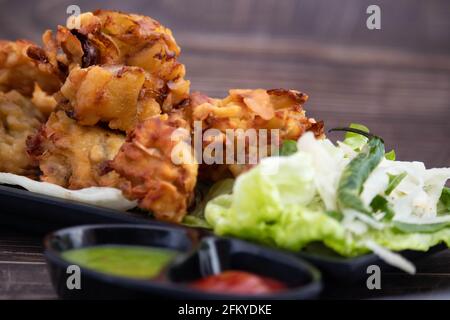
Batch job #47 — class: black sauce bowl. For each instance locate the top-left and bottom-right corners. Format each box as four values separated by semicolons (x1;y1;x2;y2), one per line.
168;237;322;299
44;224;322;299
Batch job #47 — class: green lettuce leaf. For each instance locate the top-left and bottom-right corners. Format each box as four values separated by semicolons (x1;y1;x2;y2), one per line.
279;140;298;156
342;123;395;159
189;179;234;218
367;227;450;252
183;179;234;229
206;194;367;256
385;150;396;161
182;215;212;229
437;187;450;215
343;123;370;151
393;221;450;234
205;152;367;256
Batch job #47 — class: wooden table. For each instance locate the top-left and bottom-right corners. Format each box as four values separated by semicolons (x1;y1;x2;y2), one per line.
0;0;449;299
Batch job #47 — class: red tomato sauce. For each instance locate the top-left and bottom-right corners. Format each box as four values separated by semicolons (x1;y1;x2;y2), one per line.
190;270;286;295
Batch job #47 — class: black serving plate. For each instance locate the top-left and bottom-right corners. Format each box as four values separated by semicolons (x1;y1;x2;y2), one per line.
296;242;447;282
44;224;322;299
0;184;160;234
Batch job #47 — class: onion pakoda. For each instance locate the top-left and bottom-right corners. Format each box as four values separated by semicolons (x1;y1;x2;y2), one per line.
0;40;61;97
189;89;324;180
27;110;125;189
27;10;190;132
110;113;198;223
0;91;45;177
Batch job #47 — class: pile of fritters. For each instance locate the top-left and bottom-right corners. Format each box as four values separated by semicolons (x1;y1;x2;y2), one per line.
0;10;323;223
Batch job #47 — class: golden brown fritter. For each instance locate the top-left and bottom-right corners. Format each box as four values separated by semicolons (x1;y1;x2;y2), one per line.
189;89;324;180
0;91;44;177
27;110;125;189
58;65;163;132
27;10;190;128
31;83;58;117
0;40;61;96
110;113;198;223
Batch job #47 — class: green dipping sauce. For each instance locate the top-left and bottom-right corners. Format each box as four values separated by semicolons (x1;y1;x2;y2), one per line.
62;245;178;279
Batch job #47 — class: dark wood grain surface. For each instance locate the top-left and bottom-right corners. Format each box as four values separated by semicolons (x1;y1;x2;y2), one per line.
0;0;449;299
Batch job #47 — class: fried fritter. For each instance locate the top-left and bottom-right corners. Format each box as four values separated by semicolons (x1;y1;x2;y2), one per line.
27;110;125;189
27;10;190;128
0;90;44;177
31;83;58;117
111;113;198;223
0;40;61;96
189;89;324;180
58;65;163;132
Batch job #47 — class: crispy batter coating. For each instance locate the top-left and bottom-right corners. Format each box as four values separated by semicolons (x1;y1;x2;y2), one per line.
189;89;324;180
111;113;198;223
0;40;61;96
31;83;57;117
27;110;125;189
58;65;163;132
0;91;44;176
28;10;190;128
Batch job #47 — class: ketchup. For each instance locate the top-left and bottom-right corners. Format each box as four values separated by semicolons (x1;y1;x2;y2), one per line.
190;270;286;295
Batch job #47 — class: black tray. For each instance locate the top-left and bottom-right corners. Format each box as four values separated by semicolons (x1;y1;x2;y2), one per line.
1;184;447;282
296;242;446;282
0;184;161;234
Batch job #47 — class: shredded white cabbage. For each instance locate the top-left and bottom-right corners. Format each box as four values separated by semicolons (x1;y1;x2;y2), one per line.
297;132;349;211
361;160;450;223
365;240;416;274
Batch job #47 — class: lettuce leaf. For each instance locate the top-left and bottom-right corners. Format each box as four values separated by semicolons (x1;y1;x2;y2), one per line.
342;123;395;159
438;187;450;215
205;148;366;256
367;227;450;252
385;150;396;161
182;215;212;229
206;194;367;256
183;179;234;229
343;123;369;151
189;179;234;218
279;140;298;156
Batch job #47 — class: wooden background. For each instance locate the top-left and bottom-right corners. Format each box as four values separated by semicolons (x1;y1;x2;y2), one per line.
0;0;449;299
0;0;449;167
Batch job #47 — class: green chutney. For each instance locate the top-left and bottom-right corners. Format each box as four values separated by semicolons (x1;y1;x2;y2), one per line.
62;245;178;279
